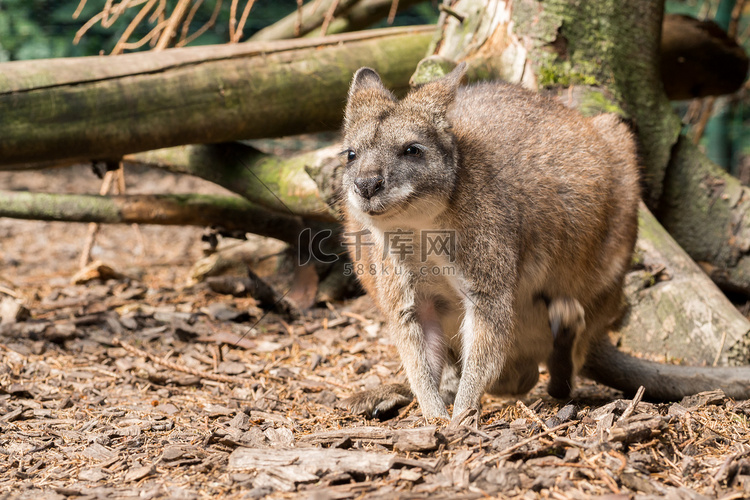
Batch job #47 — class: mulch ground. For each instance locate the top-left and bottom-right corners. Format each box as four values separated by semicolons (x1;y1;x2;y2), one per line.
1;164;750;499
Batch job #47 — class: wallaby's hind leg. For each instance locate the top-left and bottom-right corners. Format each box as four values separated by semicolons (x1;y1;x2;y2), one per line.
546;298;585;399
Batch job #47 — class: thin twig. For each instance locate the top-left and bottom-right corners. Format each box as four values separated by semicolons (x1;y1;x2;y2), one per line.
618;385;645;422
177;0;223;47
340;311;370;323
232;0;257;43
0;286;20;299
394;398;417;421
154;0;191;50
495;420;578;458
112;0;159;54
692;97;716;144
728;0;747;39
180;0;205;43
79;166;118;268
517;399;549;431
229;0;240;41
101;0;122;28
387;0;399;24
294;0;304;37
320;0;341;36
438;4;466;22
149;0;167;23
120;22;168;50
73;0;89;19
74;11;107;44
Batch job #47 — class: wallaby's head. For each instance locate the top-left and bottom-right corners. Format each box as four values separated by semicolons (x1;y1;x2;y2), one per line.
341;63;467;227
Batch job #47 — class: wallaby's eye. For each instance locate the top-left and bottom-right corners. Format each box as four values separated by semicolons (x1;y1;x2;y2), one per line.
341;149;356;164
403;144;423;157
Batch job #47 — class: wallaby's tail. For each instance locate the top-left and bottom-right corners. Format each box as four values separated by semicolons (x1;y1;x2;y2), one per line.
582;337;750;401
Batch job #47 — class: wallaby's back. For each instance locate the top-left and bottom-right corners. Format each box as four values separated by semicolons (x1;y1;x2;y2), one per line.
445;81;640;330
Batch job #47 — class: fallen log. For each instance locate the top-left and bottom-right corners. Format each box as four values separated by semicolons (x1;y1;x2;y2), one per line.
0;190;308;244
0;26;432;167
620;205;750;366
124;143;339;221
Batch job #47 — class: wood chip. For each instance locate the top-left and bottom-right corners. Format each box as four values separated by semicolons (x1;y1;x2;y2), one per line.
228;448;395;476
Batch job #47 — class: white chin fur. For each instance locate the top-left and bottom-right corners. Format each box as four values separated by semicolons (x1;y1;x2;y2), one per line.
346;184;415;219
347;184;448;231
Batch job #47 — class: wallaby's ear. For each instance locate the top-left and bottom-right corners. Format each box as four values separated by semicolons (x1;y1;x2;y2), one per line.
349;68;386;98
405;61;468;122
440;61;468;92
344;67;397;133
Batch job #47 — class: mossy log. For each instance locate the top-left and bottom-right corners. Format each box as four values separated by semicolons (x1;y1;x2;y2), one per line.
0;26;432;167
621;205;750;366
0;190;309;245
124;143;340;222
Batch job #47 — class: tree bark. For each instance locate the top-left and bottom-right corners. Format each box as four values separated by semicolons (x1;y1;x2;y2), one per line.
657;136;750;295
0;26;432;167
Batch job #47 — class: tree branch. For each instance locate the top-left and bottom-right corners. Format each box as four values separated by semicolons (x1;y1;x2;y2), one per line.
248;0;362;41
305;0;427;37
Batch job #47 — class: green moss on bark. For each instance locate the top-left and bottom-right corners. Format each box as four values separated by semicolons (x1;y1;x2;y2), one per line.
512;0;681;206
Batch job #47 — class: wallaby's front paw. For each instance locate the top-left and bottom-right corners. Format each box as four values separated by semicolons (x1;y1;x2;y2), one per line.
342;383;413;420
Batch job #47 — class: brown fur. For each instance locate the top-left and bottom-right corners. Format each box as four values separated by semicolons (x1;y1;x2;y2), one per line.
339;64;749;421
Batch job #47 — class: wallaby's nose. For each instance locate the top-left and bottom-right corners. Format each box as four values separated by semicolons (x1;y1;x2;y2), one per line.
353;175;385;200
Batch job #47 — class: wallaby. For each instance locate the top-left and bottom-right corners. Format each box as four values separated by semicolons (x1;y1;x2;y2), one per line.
340;63;750;421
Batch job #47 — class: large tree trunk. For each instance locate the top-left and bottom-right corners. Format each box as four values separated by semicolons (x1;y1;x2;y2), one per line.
657;137;750;296
0;26;432;167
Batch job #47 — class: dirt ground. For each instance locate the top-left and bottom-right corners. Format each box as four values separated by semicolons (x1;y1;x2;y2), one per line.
1;164;750;500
